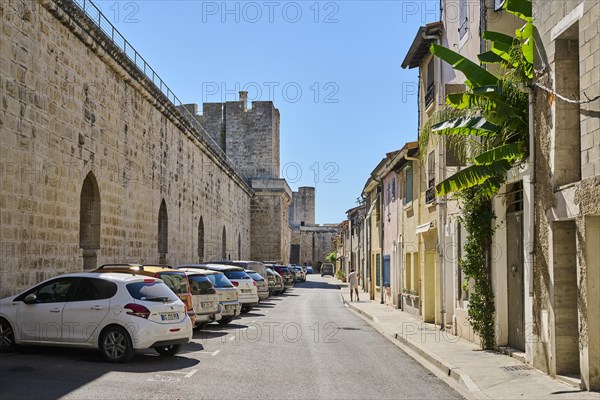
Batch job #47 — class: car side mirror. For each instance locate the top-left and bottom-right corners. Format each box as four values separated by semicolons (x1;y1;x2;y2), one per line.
23;293;37;304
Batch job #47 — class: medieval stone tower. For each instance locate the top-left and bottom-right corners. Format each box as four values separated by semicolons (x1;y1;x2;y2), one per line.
289;187;337;267
184;92;291;263
289;187;315;227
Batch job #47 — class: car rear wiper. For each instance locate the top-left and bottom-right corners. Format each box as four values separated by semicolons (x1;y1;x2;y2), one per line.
142;296;170;302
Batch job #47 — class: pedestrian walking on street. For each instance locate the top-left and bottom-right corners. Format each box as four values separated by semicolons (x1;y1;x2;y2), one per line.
348;269;359;302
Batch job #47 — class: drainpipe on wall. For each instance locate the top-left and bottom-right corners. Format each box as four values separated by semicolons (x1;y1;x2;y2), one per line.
525;85;535;297
380;184;385;305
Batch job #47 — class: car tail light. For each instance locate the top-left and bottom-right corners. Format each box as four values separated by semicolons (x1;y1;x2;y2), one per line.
231;281;239;286
125;303;150;319
252;281;257;286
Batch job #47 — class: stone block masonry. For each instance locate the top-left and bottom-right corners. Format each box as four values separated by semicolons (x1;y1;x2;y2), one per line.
0;0;252;296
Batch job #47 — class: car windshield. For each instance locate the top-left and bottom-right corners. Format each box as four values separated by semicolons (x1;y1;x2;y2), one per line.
126;281;178;302
156;272;190;294
187;275;215;295
205;273;235;288
224;270;251;280
247;272;264;281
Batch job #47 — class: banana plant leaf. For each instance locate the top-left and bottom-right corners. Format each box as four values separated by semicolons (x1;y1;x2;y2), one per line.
473;141;526;165
435;159;512;195
504;0;532;22
430;44;498;88
518;21;534;67
478;51;505;64
482;31;515;46
446;91;526;123
431;115;500;137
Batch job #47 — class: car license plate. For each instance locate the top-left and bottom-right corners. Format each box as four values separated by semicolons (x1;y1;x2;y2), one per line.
161;312;179;321
241;289;252;293
202;302;212;308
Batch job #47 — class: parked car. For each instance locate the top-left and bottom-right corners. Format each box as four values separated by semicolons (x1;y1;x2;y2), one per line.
184;270;222;328
93;264;196;326
265;267;285;295
0;272;192;362
306;266;314;274
267;264;295;288
211;260;267;280
177;266;241;325
245;270;269;300
321;263;334;277
200;264;259;312
290;266;306;282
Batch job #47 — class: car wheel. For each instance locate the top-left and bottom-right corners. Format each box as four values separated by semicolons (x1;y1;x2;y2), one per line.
218;318;233;325
99;326;135;363
155;344;183;356
242;306;252;313
0;318;16;353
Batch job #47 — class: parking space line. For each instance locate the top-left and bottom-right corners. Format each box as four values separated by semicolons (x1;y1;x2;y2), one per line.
211;350;220;356
185;369;198;378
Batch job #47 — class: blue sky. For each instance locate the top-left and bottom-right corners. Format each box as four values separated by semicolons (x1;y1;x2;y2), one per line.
96;0;438;223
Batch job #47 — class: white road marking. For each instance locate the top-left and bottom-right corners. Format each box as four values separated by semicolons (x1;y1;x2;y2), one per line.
185;369;198;378
229;336;235;342
211;350;220;356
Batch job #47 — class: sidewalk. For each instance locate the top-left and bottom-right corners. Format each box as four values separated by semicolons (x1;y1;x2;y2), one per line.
336;280;598;400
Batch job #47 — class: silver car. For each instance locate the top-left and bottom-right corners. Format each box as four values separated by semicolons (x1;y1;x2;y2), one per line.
177;266;241;325
245;270;269;300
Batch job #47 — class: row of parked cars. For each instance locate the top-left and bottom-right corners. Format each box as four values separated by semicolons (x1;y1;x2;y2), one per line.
0;261;311;363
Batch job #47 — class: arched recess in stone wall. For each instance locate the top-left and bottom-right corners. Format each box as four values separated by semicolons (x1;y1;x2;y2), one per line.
238;232;241;260
222;226;227;260
198;216;205;263
80;172;101;270
158;200;168;264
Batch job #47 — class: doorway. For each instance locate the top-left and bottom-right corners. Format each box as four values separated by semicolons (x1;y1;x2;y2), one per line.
507;183;525;351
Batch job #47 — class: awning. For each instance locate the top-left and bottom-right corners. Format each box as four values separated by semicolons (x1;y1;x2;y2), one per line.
416;221;434;234
366;193;380;218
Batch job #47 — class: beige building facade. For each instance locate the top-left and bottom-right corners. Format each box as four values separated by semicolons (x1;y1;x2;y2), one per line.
532;0;600;391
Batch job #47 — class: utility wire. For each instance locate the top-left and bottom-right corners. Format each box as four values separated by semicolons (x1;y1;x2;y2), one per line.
534;82;600;104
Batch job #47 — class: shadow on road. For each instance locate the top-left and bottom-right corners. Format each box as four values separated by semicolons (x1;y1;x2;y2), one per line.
296;280;341;290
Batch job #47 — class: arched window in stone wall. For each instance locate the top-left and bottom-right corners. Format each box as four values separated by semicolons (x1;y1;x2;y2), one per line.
198;217;205;262
238;233;241;260
80;172;101;270
158;200;168;264
222;226;227;260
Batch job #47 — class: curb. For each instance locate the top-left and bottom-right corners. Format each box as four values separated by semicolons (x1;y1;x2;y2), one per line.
339;290;481;397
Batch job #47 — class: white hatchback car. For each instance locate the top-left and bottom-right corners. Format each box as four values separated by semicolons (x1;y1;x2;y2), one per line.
202;264;259;312
0;272;193;363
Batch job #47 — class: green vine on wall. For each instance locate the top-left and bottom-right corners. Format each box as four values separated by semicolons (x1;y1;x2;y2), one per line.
458;187;497;349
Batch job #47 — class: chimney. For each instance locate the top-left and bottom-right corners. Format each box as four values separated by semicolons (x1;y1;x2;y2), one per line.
239;91;248;111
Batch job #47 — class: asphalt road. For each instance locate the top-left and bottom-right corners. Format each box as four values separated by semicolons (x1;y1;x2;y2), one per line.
0;275;464;400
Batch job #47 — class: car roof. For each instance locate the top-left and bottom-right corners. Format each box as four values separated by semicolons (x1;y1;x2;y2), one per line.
201;263;245;272
181;269;213;276
47;272;161;283
178;267;223;275
94;264;179;274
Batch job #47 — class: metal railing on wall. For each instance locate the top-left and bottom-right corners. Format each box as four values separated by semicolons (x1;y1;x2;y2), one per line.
70;0;239;172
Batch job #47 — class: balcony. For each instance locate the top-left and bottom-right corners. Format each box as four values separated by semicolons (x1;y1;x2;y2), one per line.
425;83;435;108
425;186;436;204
